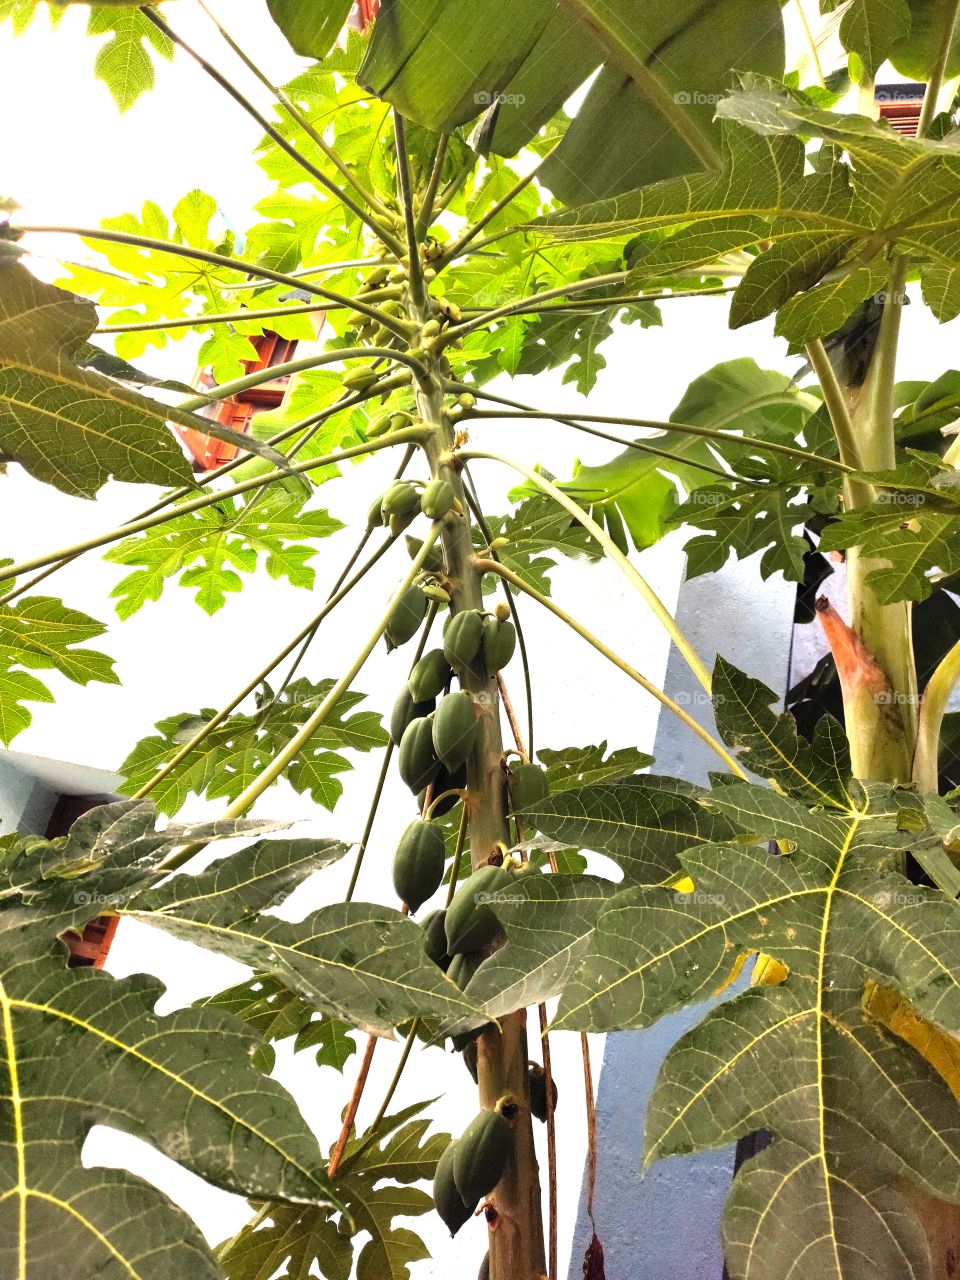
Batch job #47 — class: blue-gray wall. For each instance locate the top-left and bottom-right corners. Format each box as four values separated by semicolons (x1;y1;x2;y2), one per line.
568;555;796;1279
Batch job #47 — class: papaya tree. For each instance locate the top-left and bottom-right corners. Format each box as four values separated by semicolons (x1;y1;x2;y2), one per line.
2;3;960;1280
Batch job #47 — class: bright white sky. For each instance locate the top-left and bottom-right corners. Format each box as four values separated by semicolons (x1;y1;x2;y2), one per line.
2;5;959;1278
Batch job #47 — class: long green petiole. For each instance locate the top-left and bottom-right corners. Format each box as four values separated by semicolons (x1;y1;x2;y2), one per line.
462;452;714;693
474;558;747;778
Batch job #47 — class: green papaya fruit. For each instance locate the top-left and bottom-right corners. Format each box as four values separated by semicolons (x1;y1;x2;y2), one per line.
433;691;479;771
452;1110;515;1205
420;909;451;970
408;648;452;702
450;1018;490;1054
389;686;434;745
367;496;385;528
398;715;442;792
404;534;444;573
416;760;466;817
381;481;420;519
528;1062;559;1122
462;1038;478;1083
393;819;445;912
389;510;417;538
444;865;511;955
433;1140;476;1236
443;610;484;670
481;616;516;675
421;478;456;519
384;585;427;649
446;951;481;991
343;367;379;390
507;762;549;812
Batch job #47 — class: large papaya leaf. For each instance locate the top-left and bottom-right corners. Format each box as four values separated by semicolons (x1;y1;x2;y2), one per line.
358;0;784;201
518;358;819;553
219;1100;448;1280
118;677;389;816
123;840;487;1037
0;263;192;496
0;595;118;746
266;0;353;60
553;660;960;1280
0;802;345;1279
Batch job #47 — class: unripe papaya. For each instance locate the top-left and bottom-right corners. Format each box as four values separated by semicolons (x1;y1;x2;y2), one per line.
528;1062;559;1122
408;648;452;702
422;318;441;338
452;1110;515;1205
381;481;420;519
384;585;427;649
389;686;434;745
421;909;451;970
393;819;445;912
508;762;549;812
343;367;379;390
443;610;483;670
433;691;479;771
417;760;466;817
462;1038;478;1083
367;496;385;528
481;616;516;675
434;1140;476;1236
366;411;394;438
398;715;442;792
421;479;456;519
446;951;481;991
389;510;417;538
405;534;444;573
445;865;511;955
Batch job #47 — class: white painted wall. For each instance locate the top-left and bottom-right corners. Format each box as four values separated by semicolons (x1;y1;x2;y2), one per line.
3;7;958;1277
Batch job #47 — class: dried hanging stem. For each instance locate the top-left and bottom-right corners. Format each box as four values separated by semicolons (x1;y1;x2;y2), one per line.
327;1035;378;1178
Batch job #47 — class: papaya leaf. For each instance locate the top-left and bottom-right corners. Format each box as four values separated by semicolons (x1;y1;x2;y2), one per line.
474;495;601;596
0;263;192;496
266;0;353;60
0;595;119;745
86;5;173;112
0;803;345;1279
552;663;960;1280
104;494;343;617
118;678;388;816
539;741;654;791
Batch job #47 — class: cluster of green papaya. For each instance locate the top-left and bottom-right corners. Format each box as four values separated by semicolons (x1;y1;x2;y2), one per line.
433;1097;518;1236
369;475;460;541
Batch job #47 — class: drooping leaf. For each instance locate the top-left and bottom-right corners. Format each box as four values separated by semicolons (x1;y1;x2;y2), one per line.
266;0;353;60
549;664;960;1279
0;595;119;745
105;494;343;617
86;4;174;112
0;803;345;1279
118;678;388;815
0;262;192;496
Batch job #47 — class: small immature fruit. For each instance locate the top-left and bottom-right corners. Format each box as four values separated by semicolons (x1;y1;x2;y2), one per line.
481;616;516;675
421;478;456;519
367;496;385;528
452;1110;515;1206
445;865;511;955
389;510;417;538
384;585;427;649
528;1062;559;1123
462;1038;479;1083
366;410;394;438
434;1142;477;1236
421;909;451;970
398;715;442;792
443;610;484;670
422;318;442;338
405;535;444;573
508;762;550;813
381;481;420;519
421;583;451;606
433;691;479;771
417;760;466;817
393;819;445;912
409;648;453;702
343;367;379;390
389;686;434;744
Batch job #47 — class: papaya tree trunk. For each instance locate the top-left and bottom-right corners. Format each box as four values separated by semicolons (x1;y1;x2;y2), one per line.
414;354;546;1279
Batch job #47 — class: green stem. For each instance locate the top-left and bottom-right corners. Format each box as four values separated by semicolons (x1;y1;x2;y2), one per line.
415;134;449;238
217;259;382;291
0;428;431;586
176;347;420;412
462;407;849;474
795;0;826;87
142;9;404;255
913;639;960;791
439;161;542;268
195;0;390;217
463;451;713;693
369;1022;420;1130
95;301;329;335
217;527;441;822
445;272;630;342
131;532;401;801
15;226;409;337
444;807;471;905
474;559;747;778
460;284;736;317
804;339;864;470
392;113;427;309
917;0;960;137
